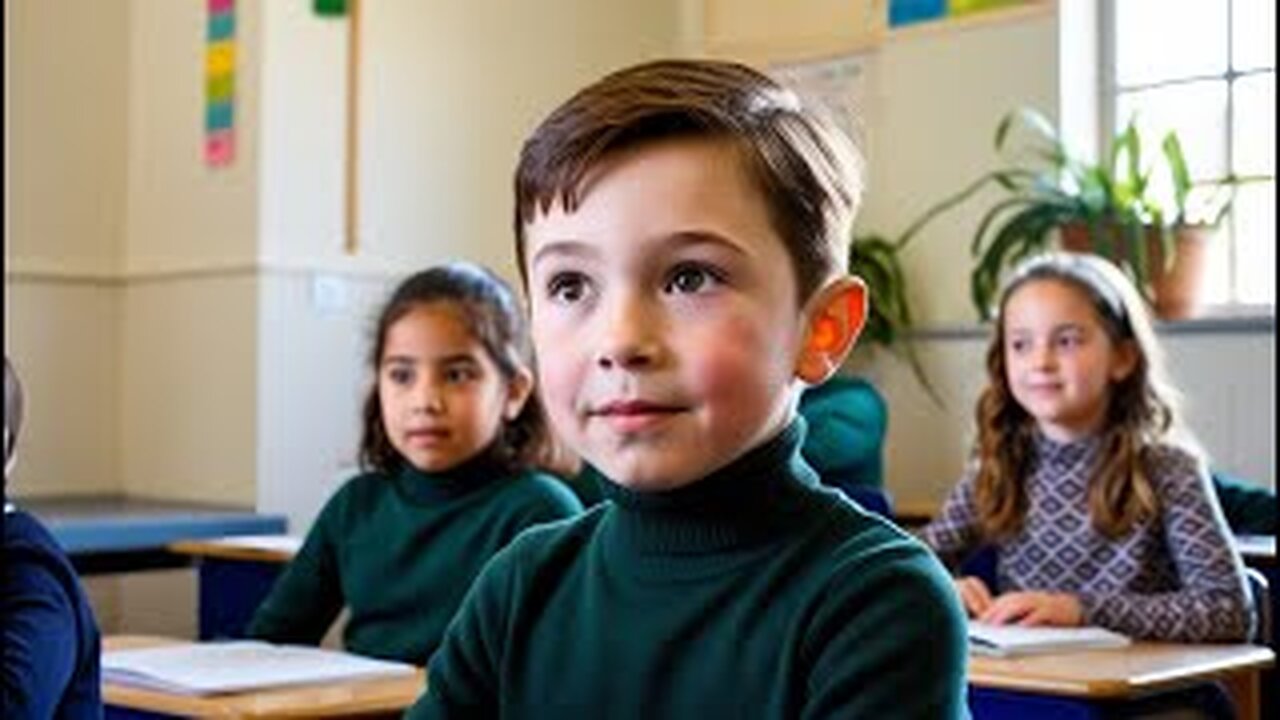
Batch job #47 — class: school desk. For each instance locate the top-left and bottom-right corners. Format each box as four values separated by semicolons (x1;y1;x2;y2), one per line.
19;494;287;575
102;635;425;720
967;641;1274;720
167;535;301;641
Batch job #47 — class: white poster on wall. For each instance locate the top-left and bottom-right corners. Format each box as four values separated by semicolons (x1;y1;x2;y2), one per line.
769;52;873;151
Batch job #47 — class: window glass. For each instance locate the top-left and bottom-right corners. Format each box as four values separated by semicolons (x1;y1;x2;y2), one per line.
1233;72;1276;177
1116;81;1229;218
1233;0;1276;72
1233;181;1276;304
1115;0;1227;87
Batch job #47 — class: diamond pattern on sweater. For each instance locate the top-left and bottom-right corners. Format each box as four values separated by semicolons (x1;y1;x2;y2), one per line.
921;434;1253;642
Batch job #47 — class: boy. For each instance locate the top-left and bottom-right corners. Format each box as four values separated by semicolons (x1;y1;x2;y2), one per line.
408;59;968;718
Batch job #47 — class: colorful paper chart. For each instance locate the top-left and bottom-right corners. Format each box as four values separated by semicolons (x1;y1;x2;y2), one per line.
205;0;236;167
890;0;1036;28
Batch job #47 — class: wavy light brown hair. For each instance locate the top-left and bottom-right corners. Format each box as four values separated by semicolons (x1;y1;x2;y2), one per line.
359;263;550;475
513;58;865;304
973;252;1184;539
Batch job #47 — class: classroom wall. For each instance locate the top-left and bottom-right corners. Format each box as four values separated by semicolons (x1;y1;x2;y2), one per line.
6;1;1271;530
4;0;130;496
118;0;262;504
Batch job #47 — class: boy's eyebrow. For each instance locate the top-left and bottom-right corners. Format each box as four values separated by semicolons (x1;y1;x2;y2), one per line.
665;230;749;257
530;240;596;268
530;230;748;268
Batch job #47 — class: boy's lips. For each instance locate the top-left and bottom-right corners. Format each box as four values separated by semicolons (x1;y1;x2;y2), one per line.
589;399;686;433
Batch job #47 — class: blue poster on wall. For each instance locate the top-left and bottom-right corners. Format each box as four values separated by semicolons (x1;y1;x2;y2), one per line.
889;0;946;27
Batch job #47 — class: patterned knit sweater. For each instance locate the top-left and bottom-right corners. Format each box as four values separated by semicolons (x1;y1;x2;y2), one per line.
921;432;1253;642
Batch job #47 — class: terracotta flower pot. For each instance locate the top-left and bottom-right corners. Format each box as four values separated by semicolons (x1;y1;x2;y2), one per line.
1059;222;1211;320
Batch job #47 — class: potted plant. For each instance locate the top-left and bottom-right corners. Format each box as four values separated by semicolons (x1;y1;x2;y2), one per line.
849;187;977;407
920;106;1258;320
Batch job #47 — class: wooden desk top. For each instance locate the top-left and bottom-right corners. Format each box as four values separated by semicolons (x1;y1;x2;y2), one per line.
169;534;302;564
103;635;425;718
969;641;1274;699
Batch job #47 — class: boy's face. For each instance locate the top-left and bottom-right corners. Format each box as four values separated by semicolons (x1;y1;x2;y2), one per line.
524;138;808;491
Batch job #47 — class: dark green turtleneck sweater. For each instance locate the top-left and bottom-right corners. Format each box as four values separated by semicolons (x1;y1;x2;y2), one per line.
246;455;582;665
407;420;969;719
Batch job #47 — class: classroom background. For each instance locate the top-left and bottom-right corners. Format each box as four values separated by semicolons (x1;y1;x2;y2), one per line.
4;0;1274;638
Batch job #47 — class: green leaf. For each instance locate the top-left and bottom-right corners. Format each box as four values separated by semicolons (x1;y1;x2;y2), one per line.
1162;132;1192;223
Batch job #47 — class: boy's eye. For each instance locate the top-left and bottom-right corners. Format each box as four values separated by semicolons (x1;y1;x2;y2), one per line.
664;263;723;295
547;272;590;304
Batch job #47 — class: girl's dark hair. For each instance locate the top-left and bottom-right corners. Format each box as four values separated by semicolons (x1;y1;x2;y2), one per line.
358;262;549;474
514;58;865;304
973;252;1183;540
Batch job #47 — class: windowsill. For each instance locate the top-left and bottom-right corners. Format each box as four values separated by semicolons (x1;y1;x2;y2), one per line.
1156;306;1275;335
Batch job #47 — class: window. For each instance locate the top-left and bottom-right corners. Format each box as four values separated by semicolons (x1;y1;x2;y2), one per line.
1105;0;1275;310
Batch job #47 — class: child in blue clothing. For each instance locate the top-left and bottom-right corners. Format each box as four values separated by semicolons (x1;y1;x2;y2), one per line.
247;263;582;665
3;357;103;719
922;252;1253;642
408;59;968;719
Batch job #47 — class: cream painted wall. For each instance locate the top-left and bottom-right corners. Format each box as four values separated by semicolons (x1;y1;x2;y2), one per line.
260;0;683;280
5;1;129;497
855;12;1059;325
113;0;262;504
124;0;260;274
3;280;121;497
7;0;130;276
119;275;258;503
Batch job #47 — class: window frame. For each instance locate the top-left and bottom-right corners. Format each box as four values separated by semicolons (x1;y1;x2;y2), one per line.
1099;0;1275;315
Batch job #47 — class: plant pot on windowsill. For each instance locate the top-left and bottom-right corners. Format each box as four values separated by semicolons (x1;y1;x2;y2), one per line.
1059;222;1213;321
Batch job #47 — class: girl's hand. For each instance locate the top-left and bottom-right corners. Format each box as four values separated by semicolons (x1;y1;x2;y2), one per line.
953;576;994;617
980;591;1083;627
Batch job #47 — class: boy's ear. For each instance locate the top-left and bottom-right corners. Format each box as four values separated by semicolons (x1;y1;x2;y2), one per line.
504;367;535;421
795;276;868;384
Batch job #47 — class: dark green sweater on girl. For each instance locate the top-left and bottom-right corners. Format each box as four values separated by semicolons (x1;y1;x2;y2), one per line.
407;420;969;719
246;456;582;665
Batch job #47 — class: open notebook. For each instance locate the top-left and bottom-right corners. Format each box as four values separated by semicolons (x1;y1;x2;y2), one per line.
103;641;417;695
969;621;1131;657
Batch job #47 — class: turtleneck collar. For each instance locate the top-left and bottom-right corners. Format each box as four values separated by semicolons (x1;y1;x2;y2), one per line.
1032;428;1102;475
392;446;512;505
599;418;824;557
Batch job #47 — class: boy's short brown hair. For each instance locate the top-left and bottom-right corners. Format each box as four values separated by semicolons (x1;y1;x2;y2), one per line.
514;58;865;303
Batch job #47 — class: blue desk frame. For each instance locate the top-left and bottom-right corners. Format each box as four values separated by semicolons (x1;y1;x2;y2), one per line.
17;495;287;576
194;555;288;640
969;684;1237;720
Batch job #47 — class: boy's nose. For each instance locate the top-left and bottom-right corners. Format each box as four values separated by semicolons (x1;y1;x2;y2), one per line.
595;294;662;371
